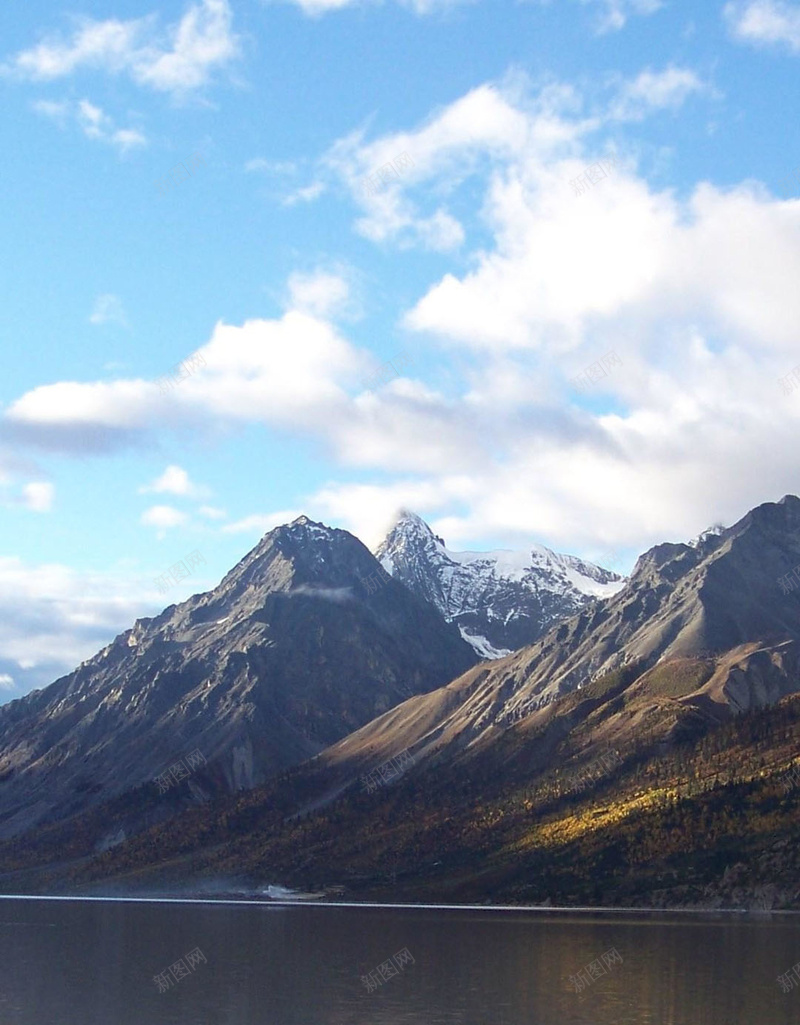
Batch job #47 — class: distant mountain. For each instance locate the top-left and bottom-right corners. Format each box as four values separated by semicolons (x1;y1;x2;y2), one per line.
374;510;625;658
0;516;476;840
8;496;800;910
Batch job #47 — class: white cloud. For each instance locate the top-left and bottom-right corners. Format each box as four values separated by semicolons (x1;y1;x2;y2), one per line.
0;674;15;691
140;464;202;497
7;76;800;562
725;0;800;51
326;70;708;249
310;479;465;548
112;128;148;150
3;310;367;451
282;181;326;205
35;97;146;152
90;293;129;327
404;170;800;355
287;269;354;319
0;556;164;697
608;66;709;121
583;0;662;32
245;157;296;174
78;98;111;137
2;376;167;454
10;18;144;79
297;79;800;550
4;0;239;98
325;81;537;250
140;504;188;530
273;0;470;15
31;98;69;121
527;0;662;33
22;482;54;512
134;0;239;94
199;504;227;519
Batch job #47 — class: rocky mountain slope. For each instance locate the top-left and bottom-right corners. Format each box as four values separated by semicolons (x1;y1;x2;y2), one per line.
0;516;476;840
48;674;800;909
307;494;800;789
5;496;800;907
374;510;625;657
17;496;800;906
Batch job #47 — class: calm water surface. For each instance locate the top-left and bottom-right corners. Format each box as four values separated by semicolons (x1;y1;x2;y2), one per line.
0;897;797;1024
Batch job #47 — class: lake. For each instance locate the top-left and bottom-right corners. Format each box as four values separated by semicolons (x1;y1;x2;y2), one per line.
0;897;797;1023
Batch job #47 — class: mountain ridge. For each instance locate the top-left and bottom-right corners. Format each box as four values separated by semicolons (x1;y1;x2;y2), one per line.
5;496;800;908
0;515;476;839
374;509;625;657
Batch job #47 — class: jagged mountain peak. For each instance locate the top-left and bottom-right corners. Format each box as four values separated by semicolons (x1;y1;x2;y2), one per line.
743;494;800;536
267;514;349;551
384;509;445;548
636;496;800;588
630;541;697;583
374;510;625;658
216;514;375;601
0;513;477;840
392;508;431;530
283;513;336;535
498;492;800;710
688;522;727;549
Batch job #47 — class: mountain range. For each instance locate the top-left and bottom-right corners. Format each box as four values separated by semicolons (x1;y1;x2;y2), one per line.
2;498;800;908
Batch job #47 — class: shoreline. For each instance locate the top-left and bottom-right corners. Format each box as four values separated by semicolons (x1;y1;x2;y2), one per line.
0;893;795;915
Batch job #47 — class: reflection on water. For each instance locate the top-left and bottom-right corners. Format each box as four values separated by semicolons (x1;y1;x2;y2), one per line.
0;897;796;1024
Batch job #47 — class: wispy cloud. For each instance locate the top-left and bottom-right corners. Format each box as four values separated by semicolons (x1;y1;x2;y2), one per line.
139;465;205;498
90;293;130;327
608;66;710;121
35;98;146;152
199;505;227;520
528;0;662;34
0;555;171;696
245;157;296;174
4;0;240;99
725;0;800;52
141;504;188;532
583;0;662;33
287;269;356;319
282;181;326;206
270;0;471;16
21;482;54;513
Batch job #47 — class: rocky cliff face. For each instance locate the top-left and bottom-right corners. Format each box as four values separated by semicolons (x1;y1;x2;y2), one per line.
0;516;476;838
374;510;625;658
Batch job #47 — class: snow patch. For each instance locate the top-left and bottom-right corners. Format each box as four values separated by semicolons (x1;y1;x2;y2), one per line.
688;522;726;548
458;626;512;660
562;567;627;599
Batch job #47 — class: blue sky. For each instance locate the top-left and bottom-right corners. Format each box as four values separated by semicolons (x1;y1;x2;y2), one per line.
1;0;800;697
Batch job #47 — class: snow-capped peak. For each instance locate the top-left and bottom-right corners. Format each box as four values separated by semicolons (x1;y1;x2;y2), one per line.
375;511;626;659
687;522;726;548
